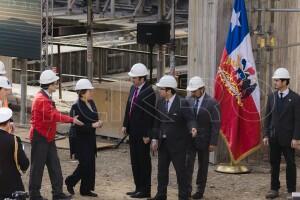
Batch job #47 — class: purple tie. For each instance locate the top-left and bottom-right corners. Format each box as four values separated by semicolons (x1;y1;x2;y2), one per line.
129;87;139;118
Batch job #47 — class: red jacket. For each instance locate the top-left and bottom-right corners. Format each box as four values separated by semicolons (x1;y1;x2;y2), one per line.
29;90;73;142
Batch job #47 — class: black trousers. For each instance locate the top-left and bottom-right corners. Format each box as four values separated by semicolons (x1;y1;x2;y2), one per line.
65;151;96;193
269;139;296;193
185;145;209;196
29;132;63;198
129;136;151;193
156;140;188;200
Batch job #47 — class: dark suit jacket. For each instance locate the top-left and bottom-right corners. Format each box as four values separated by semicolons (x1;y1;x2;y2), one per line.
69;99;99;158
0;130;29;198
152;95;196;153
123;81;156;138
264;89;300;146
187;94;221;150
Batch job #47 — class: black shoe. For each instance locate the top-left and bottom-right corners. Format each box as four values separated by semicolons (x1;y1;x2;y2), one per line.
265;190;279;199
131;191;151;198
126;190;138;195
66;184;75;195
30;196;48;200
81;191;98;197
192;192;203;199
52;193;72;200
147;194;167;200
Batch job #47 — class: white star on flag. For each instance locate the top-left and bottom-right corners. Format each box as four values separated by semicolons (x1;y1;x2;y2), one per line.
231;9;241;31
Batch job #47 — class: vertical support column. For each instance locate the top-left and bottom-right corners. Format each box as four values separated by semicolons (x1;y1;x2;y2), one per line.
157;0;166;81
20;59;27;125
169;0;176;76
111;0;115;18
87;0;94;80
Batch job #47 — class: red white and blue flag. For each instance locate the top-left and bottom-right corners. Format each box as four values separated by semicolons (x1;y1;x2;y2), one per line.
214;0;261;163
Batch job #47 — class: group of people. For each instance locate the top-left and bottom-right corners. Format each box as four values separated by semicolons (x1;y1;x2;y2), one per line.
0;60;298;200
0;65;102;200
122;64;300;200
122;63;220;200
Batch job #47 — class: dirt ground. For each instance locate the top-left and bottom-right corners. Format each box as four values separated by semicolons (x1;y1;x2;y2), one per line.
19;139;300;200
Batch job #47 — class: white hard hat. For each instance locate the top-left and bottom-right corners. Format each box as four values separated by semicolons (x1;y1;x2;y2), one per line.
156;75;177;89
0;107;12;123
75;79;94;90
39;70;59;84
128;63;148;77
0;61;7;75
187;76;205;92
0;76;12;89
272;68;290;79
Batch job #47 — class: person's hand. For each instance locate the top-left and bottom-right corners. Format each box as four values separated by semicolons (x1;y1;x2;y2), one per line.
122;127;128;136
92;121;102;128
151;139;158;155
291;139;300;149
209;145;216;152
143;137;150;144
73;115;84;126
263;137;269;146
191;128;197;138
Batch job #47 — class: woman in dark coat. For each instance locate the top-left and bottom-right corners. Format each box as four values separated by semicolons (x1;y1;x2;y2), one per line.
0;108;29;199
65;79;102;197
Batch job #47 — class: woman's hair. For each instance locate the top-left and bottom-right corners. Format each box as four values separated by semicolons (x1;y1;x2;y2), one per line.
78;89;88;98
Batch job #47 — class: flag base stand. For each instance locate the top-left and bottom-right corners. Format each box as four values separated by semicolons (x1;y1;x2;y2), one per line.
215;162;251;174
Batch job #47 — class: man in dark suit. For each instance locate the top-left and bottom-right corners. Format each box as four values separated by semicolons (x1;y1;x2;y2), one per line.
149;75;197;200
185;76;220;200
122;63;156;198
0;108;29;199
264;68;300;200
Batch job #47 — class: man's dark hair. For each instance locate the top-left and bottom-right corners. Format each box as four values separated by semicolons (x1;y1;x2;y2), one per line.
166;87;176;95
0;119;10;127
138;76;147;81
280;79;290;86
41;82;55;90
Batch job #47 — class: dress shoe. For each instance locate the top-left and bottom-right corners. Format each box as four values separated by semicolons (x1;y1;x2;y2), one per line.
147;195;167;200
52;193;72;200
66;184;75;195
30;196;48;200
192;192;203;199
81;191;98;197
265;190;279;199
126;190;138;195
131;191;151;198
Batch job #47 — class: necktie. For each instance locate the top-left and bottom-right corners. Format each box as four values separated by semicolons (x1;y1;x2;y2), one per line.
277;92;284;113
129;87;139;117
165;100;169;113
194;98;199;116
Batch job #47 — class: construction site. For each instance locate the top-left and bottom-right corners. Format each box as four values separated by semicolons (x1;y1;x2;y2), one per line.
0;0;300;199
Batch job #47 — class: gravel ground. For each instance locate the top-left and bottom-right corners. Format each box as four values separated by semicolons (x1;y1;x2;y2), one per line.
19;140;300;200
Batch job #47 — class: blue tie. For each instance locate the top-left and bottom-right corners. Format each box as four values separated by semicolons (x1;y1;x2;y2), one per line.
165;100;169;113
194;98;199;116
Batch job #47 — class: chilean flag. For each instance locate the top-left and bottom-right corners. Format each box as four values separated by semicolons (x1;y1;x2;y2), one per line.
214;0;261;163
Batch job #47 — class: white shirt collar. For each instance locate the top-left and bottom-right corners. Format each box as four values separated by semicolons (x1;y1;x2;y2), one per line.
166;94;176;112
43;89;52;99
278;88;289;98
195;93;205;114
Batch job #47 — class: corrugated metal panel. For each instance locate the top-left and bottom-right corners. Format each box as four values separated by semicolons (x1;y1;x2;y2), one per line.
0;0;41;59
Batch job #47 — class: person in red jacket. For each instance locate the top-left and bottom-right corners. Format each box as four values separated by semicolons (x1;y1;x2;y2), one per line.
28;69;83;200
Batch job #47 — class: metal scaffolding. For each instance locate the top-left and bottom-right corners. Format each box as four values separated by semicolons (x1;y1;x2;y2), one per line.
41;0;54;70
